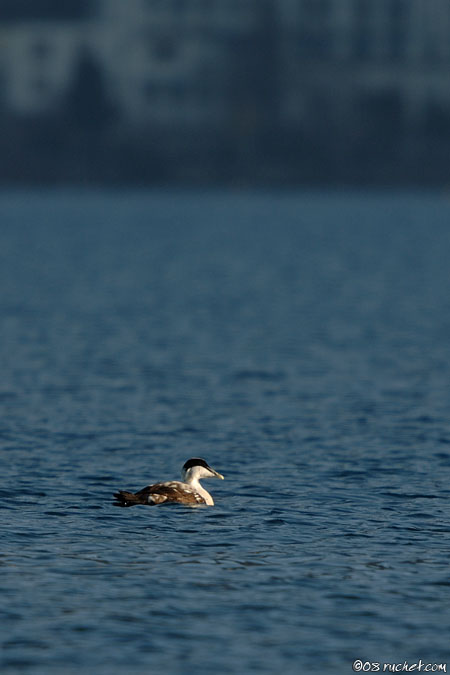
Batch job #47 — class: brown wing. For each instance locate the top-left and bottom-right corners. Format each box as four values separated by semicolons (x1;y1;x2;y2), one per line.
113;490;147;506
135;481;207;505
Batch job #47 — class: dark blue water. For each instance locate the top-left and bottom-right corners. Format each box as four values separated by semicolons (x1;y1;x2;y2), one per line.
1;190;450;674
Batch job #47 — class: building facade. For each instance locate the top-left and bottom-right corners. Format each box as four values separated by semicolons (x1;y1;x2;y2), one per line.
0;0;262;127
0;0;449;183
279;0;450;135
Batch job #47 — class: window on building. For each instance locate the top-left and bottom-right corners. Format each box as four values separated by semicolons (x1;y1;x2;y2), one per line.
152;37;178;63
421;6;449;65
356;89;404;142
173;0;187;11
390;0;407;61
32;78;50;96
354;0;372;60
31;41;52;60
424;99;450;138
296;0;332;59
144;82;158;104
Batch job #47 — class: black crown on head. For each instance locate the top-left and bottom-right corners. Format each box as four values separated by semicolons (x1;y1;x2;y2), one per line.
183;458;210;471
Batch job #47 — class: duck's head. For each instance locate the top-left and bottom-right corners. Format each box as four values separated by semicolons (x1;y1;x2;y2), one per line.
182;458;224;482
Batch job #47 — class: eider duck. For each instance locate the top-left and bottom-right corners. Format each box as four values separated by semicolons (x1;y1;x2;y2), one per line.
113;458;224;507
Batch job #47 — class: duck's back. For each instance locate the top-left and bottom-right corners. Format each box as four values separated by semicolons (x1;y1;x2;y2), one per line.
113;481;207;506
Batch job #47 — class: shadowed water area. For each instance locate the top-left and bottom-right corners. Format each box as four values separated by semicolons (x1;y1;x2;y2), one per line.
1;190;450;674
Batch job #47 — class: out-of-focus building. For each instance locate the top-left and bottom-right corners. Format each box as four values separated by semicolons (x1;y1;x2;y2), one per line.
0;0;449;183
0;1;91;114
2;0;450;129
279;0;450;136
0;0;262;126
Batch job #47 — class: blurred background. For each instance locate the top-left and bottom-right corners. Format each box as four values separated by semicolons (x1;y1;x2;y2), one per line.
1;0;450;188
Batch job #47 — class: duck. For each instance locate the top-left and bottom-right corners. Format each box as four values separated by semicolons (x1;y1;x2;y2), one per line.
113;458;224;507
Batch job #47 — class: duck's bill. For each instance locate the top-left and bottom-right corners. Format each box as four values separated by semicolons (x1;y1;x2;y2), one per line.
209;467;224;479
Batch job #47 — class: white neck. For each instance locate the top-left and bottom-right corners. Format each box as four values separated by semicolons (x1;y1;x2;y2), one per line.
185;475;214;505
